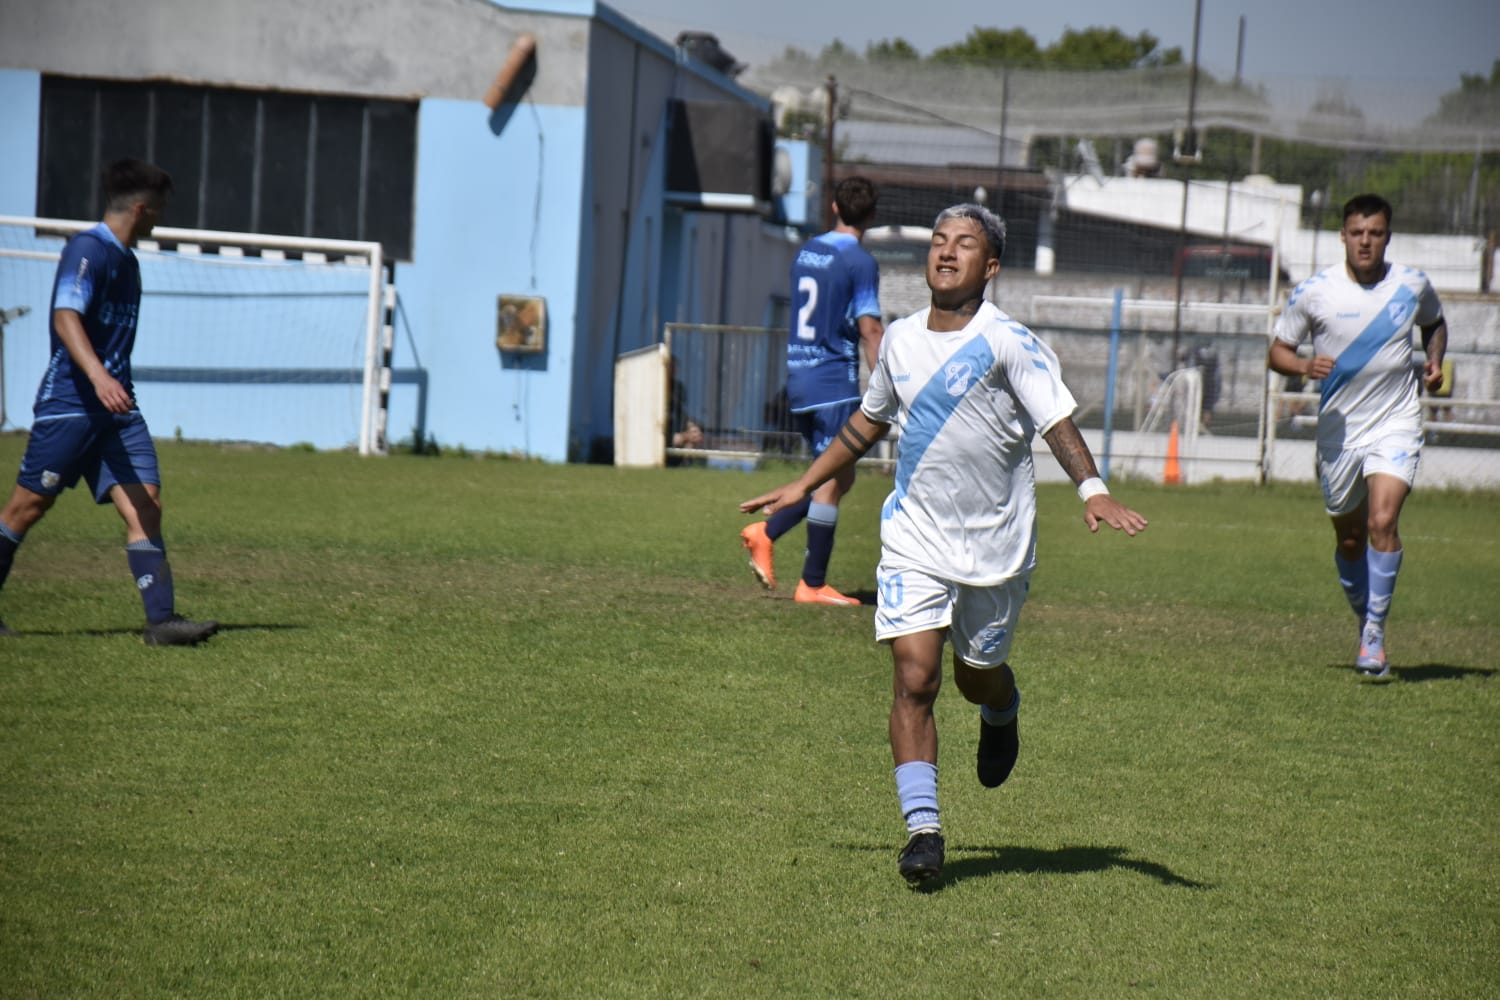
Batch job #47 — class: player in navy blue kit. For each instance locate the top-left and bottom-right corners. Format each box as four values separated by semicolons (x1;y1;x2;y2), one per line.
740;176;883;605
0;159;217;645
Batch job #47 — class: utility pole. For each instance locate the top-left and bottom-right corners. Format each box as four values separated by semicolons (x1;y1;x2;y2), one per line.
1170;0;1205;368
823;75;837;231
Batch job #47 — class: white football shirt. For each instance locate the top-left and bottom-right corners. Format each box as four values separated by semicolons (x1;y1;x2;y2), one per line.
862;301;1077;585
1273;262;1442;452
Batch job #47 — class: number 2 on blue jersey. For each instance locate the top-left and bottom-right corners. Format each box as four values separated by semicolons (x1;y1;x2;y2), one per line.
796;275;819;341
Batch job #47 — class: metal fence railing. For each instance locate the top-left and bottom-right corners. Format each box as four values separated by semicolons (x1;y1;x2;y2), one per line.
661;319;1500;489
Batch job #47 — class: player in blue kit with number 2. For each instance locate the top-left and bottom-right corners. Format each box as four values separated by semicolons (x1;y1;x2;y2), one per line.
740;176;883;605
0;158;217;645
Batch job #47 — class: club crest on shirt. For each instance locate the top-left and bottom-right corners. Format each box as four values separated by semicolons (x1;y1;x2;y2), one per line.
1387;301;1409;325
976;624;1009;654
945;361;974;396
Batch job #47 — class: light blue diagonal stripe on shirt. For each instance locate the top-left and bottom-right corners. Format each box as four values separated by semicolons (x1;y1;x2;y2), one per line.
883;333;995;521
1320;284;1417;408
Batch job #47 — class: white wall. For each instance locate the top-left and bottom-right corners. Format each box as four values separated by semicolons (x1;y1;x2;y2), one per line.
1058;173;1484;292
0;0;593;106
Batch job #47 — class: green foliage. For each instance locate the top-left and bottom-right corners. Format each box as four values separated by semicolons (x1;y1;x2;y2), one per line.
865;38;920;64
817;38;859;64
1046;27;1181;70
1431;60;1500;125
1;439;1497;998
930;27;1043;67
925;25;1179;70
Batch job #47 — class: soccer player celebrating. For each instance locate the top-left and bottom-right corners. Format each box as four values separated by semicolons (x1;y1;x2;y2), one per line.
1269;193;1448;680
741;204;1147;886
740;176;883;605
0;159;217;645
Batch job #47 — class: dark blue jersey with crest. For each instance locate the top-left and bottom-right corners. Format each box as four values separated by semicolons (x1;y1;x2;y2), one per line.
37;223;141;416
785;230;880;413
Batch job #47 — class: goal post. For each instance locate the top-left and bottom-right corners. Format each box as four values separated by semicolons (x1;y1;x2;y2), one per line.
0;216;399;455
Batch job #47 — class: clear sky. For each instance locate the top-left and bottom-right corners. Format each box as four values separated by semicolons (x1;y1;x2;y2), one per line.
607;0;1498;87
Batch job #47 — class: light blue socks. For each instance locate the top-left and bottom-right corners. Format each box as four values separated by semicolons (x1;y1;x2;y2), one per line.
895;760;939;834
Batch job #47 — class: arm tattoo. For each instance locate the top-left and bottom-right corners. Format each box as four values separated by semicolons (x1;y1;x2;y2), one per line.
837;421;872;457
1043;419;1100;484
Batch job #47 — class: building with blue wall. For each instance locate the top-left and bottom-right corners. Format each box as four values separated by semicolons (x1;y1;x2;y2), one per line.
0;0;805;461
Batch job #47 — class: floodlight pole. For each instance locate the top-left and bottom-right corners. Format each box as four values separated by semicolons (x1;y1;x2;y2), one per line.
823;75;837;232
1170;0;1205;367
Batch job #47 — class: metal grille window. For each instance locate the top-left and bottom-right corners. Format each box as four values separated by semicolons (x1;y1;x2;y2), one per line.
38;76;417;260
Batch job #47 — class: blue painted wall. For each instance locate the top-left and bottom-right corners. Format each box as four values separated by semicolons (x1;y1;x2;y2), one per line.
397;97;585;459
0;72;588;460
0;71;39;216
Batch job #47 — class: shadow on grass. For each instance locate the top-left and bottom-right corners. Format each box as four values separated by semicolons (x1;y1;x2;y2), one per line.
1326;662;1495;683
945;844;1211;888
757;588;880;605
842;842;1210;892
5;623;305;639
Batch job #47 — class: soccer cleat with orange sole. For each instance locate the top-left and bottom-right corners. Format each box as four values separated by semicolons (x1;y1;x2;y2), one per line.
1355;622;1390;681
794;581;860;605
740;522;775;590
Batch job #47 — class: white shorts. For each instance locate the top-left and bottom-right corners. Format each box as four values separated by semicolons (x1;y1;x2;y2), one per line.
1318;428;1422;516
873;561;1031;668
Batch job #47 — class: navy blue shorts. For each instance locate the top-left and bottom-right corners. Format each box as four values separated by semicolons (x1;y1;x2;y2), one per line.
18;410;161;504
793;400;859;458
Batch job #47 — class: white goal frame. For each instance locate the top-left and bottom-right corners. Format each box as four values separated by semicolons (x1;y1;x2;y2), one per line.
0;216;392;455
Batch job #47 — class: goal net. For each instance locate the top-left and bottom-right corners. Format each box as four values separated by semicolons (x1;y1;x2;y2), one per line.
0;216;397;454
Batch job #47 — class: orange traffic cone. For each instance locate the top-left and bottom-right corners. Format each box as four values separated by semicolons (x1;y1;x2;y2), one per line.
1164;420;1182;485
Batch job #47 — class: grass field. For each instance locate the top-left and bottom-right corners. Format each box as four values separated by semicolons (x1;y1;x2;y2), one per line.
0;435;1496;998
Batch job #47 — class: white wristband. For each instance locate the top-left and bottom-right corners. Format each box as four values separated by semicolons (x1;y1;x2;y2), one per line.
1077;477;1110;502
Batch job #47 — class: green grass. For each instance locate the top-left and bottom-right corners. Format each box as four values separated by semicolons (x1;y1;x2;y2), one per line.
0;434;1496;998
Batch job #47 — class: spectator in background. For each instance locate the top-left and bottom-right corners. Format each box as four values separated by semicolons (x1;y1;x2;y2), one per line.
666;357;704;467
739;176;883;605
1268;192;1448;681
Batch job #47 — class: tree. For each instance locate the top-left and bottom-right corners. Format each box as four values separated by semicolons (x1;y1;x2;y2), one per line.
866;38;920;63
818;39;860;64
1044;27;1181;70
929;27;1042;67
1429;60;1500;126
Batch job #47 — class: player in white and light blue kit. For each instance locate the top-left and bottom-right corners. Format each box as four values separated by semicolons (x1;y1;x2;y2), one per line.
742;205;1147;886
1270;193;1448;681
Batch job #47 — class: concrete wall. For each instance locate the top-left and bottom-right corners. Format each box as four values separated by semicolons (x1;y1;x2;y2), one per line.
1058;172;1485;292
397;96;587;458
0;72;39;214
0;0;593;106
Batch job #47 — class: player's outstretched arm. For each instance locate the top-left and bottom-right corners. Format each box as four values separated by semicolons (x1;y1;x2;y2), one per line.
1041;417;1148;536
740;410;889;515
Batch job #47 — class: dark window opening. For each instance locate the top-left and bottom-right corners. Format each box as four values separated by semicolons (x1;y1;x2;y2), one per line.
38;76;417;260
